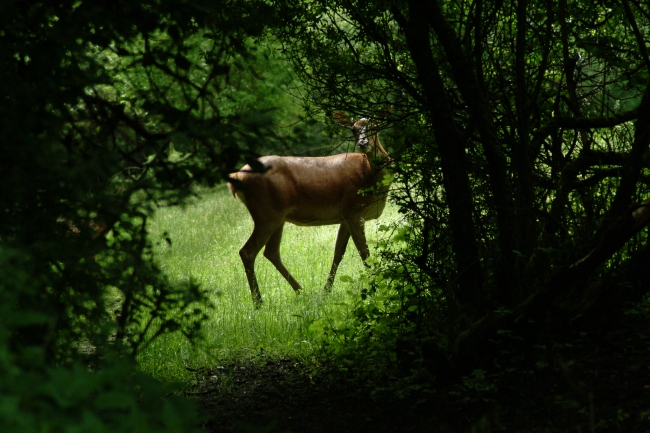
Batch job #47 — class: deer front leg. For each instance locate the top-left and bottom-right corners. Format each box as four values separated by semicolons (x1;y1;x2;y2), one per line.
346;217;370;263
323;223;351;292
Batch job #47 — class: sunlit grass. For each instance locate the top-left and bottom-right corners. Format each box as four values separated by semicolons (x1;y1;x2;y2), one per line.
137;184;398;380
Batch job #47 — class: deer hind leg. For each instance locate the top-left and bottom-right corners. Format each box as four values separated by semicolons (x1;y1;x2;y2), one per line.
240;221;283;306
263;222;303;293
323;223;351;292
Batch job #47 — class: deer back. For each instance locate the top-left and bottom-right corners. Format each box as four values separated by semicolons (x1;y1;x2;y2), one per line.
229;153;388;226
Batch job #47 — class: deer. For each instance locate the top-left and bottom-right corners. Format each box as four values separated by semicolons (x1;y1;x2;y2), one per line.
227;112;392;305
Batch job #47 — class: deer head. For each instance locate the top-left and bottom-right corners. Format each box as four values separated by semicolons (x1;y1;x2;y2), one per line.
333;112;390;163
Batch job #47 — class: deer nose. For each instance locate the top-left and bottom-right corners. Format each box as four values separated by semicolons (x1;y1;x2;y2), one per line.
358;139;369;149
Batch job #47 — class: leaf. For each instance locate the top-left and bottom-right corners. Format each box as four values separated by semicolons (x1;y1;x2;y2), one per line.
309;320;325;332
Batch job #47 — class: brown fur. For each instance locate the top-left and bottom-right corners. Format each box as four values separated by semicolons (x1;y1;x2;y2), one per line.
228;114;391;305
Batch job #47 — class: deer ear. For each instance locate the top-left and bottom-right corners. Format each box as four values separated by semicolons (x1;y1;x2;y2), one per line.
333;112;355;127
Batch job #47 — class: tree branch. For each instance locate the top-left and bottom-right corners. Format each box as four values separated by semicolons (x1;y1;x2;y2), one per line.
452;197;650;368
398;0;485;308
532;109;638;150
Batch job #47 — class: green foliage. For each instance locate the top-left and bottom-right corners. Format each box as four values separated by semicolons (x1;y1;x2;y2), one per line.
4;0;650;428
0;0;321;429
279;4;650;283
1;0;287;359
276;0;650;298
305;217;446;394
0;356;204;433
0;241;207;431
270;2;650;416
450;370;498;404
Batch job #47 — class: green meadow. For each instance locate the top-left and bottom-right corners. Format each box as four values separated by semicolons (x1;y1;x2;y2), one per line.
137;184;398;380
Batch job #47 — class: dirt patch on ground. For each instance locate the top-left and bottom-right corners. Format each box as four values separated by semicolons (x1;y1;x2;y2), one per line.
186;359;449;433
186;318;650;433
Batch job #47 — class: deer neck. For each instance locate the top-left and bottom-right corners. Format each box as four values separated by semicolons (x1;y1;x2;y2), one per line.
368;138;390;171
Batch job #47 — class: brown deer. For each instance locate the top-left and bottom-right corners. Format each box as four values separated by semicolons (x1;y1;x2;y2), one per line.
228;113;392;305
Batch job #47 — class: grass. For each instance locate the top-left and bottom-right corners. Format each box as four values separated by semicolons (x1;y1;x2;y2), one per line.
137;184;398;380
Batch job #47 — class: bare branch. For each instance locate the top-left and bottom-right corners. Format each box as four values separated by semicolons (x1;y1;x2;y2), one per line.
533;109;638;148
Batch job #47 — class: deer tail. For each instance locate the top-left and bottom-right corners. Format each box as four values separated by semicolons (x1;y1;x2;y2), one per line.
227;172;244;199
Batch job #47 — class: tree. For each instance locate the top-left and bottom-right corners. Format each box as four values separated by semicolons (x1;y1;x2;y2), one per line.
0;0;282;429
274;0;650;373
